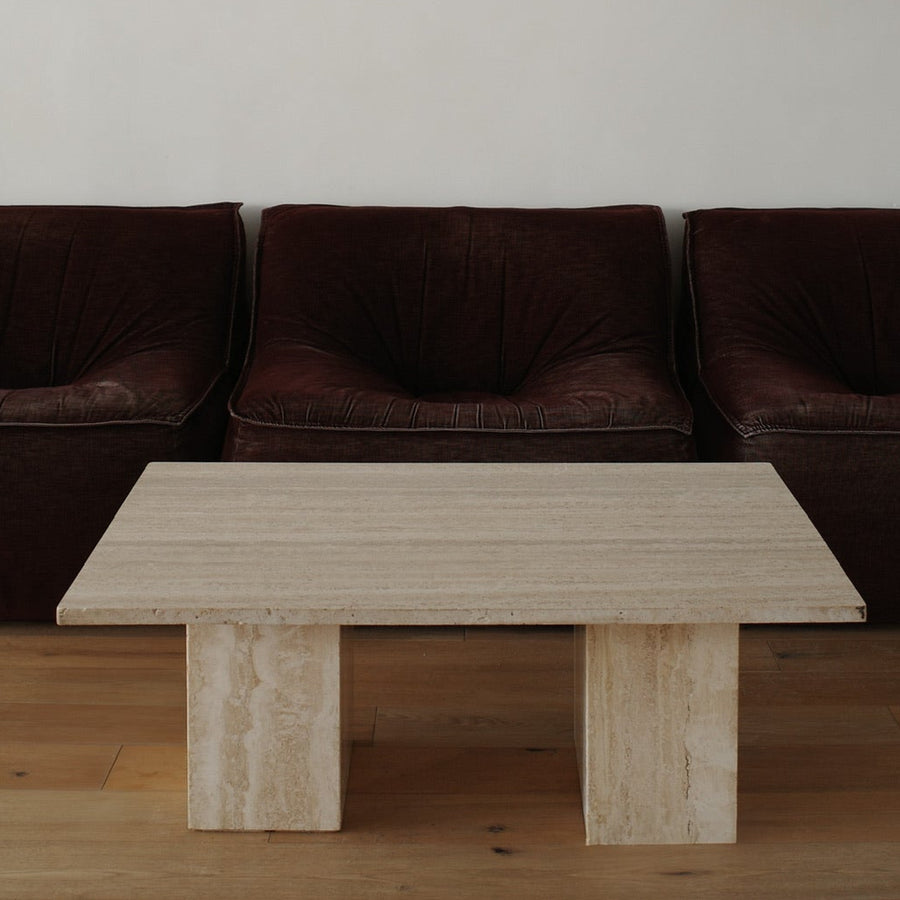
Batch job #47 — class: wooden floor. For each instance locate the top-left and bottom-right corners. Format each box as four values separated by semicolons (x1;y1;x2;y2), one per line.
1;623;899;899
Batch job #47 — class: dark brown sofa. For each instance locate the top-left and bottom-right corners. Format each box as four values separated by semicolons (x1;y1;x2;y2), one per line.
224;204;694;463
683;207;900;624
0;203;245;621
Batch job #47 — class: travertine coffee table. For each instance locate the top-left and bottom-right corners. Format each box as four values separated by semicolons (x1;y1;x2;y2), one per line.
58;462;864;845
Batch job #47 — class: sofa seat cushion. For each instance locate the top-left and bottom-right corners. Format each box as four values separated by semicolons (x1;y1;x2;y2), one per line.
701;352;900;437
0;359;220;427
231;345;692;434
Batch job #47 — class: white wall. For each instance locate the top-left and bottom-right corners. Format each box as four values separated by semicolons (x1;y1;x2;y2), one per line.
3;0;900;249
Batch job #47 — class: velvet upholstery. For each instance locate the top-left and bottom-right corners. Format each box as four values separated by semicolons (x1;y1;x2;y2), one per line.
0;203;245;621
224;205;694;463
684;207;900;623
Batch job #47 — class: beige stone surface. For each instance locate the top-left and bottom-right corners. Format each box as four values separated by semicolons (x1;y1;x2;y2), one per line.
58;462;864;627
186;624;350;831
576;623;739;845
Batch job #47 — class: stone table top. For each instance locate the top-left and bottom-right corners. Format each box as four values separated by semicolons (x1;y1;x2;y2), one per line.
57;462;865;627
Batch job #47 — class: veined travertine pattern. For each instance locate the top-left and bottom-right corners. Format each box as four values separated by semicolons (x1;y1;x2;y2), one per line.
187;624;347;831
576;623;739;844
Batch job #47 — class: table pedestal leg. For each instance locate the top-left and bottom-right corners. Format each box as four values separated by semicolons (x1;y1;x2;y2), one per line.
575;623;738;845
186;624;351;831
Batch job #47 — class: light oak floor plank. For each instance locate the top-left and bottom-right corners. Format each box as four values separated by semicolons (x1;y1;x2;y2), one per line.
742;624;900;641
352;626;466;641
740;672;900;706
738;704;900;746
269;793;586;846
349;746;580;795
0;702;186;744
2;835;899;900
768;636;900;673
371;705;573;747
739;791;900;843
351;633;572;711
1;666;186;707
739;744;900;792
0;625;186;669
0;742;120;790
738;637;781;672
103;745;186;792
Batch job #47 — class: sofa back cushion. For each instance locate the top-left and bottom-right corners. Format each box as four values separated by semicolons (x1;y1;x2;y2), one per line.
0;203;243;390
254;205;673;397
685;207;900;396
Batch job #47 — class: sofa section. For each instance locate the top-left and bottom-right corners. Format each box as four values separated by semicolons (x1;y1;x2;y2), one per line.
0;203;245;621
683;207;900;623
224;204;695;463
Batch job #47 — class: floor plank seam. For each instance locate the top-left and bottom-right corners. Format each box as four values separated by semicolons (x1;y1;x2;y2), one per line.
99;744;124;791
